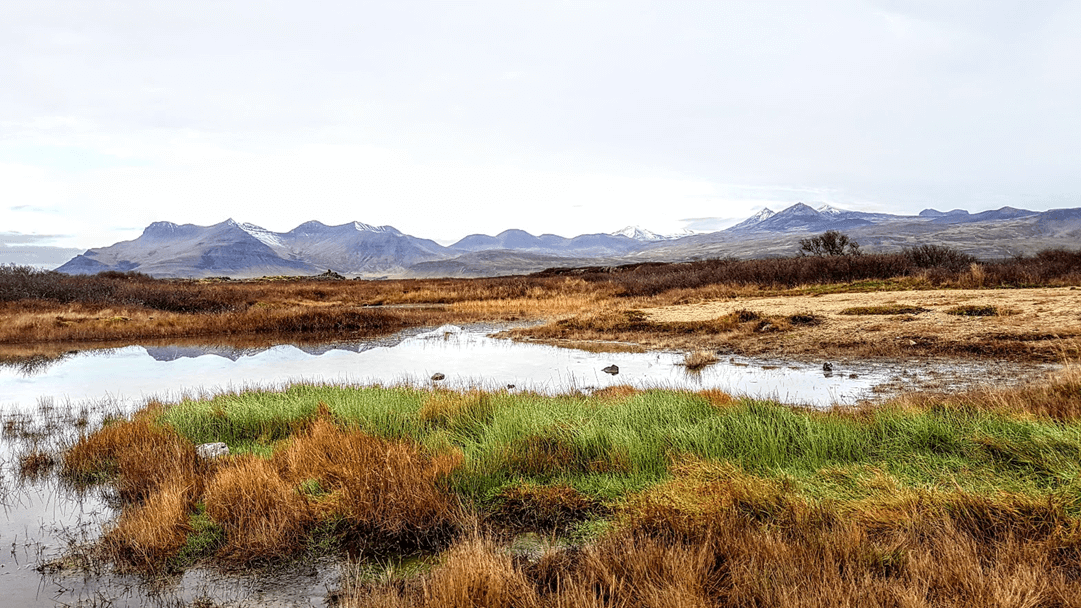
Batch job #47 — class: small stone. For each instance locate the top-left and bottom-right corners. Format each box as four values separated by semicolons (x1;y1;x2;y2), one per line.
506;384;515;389
196;442;229;459
602;365;619;375
431;373;446;381
822;362;833;372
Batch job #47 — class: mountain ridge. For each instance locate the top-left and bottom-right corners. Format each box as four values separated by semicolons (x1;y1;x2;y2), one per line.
55;204;1081;278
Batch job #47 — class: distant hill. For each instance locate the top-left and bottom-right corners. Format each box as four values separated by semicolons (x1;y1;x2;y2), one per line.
55;205;1081;278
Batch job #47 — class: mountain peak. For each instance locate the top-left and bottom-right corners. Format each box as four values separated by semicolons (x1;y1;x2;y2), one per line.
611;226;665;241
353;221;400;235
780;202;820;216
817;204;843;215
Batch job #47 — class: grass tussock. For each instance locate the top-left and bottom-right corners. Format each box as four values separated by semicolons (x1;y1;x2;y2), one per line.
103;480;196;569
18;449;56;480
62;413;202;503
947;304;1007;317
346;454;1081;608
492;483;607;533
682;350;718;371
204;455;313;561
520;309;784;343
419;391;495;429
274;417;460;550
841;304;931;315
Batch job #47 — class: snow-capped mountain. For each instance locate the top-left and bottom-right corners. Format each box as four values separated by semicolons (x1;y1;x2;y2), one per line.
52;204;1081;278
56;219;452;278
609;226;695;241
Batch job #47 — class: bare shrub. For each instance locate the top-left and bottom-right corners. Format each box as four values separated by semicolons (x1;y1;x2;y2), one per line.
799;230;862;257
904;244;977;273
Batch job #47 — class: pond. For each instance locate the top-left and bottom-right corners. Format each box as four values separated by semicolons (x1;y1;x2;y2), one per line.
2;324;1044;412
0;325;1059;606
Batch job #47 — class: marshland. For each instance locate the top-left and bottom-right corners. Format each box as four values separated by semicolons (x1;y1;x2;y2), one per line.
3;248;1081;607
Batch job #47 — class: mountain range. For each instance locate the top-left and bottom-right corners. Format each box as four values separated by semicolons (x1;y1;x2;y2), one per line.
56;204;1081;278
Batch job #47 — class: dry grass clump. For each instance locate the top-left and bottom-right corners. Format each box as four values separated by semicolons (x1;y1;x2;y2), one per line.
419;391;495;428
500;429;631;478
274;417;460;550
199;416;461;562
62;411;206;571
589;385;641;400
348;519;1081;608
65;406;462;567
841;304;930;315
492;483;606;533
62;413;202;503
948;362;1081;421
341;452;1081;608
946;304;1006;317
18;449;56;480
204;455;313;561
682;350;718;371
103;480;195;569
697;388;736;408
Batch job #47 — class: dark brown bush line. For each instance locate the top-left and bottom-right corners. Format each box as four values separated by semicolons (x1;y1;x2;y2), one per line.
0;266;249;313
534;247;1081;296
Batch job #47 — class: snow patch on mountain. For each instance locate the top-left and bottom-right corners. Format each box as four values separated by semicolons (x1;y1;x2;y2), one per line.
611;226;664;241
610;226;695;241
353;221;400;235
237;222;285;249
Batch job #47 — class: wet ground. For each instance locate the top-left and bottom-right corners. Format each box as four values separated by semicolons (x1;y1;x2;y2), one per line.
0;324;1061;606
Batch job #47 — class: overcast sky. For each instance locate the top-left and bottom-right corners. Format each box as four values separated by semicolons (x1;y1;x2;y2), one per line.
3;0;1080;264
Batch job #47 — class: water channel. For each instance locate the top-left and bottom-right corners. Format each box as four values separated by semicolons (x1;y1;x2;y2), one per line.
0;325;1060;606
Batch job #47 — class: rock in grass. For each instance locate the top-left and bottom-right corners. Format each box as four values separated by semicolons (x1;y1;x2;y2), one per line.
602;365;619;375
196;442;229;459
431;372;446;381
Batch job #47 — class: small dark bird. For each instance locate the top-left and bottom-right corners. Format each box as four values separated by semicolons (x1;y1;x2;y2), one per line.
822;362;833;372
602;365;619;375
431;372;445;381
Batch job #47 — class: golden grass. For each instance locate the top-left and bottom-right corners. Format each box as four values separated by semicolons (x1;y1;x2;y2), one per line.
898;362;1081;421
204;455;313;561
697;388;736;408
103;480;195;569
274;417;460;544
344;454;1081;607
418;391;494;428
63;412;201;503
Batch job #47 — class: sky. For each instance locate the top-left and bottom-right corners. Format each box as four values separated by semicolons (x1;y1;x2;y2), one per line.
3;0;1081;265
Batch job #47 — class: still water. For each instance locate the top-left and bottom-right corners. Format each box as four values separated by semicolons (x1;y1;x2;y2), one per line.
0;324;962;410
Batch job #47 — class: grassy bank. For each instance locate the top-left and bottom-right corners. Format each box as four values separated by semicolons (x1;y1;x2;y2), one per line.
57;367;1081;604
3;248;1081;350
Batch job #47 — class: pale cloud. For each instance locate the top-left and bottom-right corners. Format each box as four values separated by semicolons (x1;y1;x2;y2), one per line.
1;0;1079;250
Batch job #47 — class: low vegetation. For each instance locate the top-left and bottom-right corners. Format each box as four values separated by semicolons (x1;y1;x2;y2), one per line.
681;349;719;371
840;304;930;315
53;364;1081;606
946;304;1006;317
2;246;1080;351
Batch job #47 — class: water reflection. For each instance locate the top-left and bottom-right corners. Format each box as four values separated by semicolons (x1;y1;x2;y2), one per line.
0;325;1053;412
